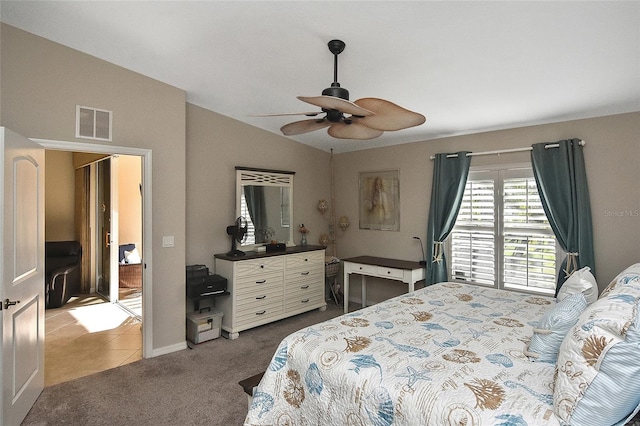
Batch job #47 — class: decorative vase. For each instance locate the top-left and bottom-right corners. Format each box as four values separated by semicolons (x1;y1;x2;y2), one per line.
301;233;307;246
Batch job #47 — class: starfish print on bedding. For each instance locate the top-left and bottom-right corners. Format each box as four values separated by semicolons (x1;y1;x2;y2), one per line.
463;327;491;339
396;366;432;389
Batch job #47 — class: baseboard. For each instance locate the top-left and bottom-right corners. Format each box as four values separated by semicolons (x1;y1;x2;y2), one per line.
347;296;364;306
147;341;188;358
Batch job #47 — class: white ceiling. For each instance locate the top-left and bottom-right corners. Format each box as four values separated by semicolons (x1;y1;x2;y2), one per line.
2;1;639;153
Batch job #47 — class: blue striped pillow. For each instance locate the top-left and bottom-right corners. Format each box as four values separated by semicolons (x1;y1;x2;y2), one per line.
526;293;587;363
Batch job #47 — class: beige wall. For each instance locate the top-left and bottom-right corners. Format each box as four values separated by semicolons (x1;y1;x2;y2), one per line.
185;103;331;267
44;150;76;240
1;24;187;353
334;112;640;304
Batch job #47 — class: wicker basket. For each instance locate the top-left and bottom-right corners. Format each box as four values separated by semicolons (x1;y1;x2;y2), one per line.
324;259;341;305
119;263;142;289
325;260;340;278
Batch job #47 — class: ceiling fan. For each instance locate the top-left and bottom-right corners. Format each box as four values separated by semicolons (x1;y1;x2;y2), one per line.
266;39;426;140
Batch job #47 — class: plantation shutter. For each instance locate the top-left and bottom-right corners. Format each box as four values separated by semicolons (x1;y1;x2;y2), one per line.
450;177;495;286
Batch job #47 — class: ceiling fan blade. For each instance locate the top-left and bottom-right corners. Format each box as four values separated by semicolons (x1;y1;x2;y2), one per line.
353;98;426;131
298;96;374;117
251;112;322;117
327;121;384;140
281;118;330;136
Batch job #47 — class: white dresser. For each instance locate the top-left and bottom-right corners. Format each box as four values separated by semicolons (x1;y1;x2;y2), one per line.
214;246;326;339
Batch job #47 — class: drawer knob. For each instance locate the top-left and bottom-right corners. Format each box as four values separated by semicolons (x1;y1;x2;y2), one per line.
256;295;266;300
301;271;310;276
256;310;266;315
301;285;309;289
301;299;309;303
255;279;266;284
387;271;391;274
260;265;264;268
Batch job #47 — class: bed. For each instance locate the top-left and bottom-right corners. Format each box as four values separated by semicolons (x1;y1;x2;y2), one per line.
245;263;640;426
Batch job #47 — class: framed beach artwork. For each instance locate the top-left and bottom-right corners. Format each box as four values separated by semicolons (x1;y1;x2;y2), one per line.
359;169;400;231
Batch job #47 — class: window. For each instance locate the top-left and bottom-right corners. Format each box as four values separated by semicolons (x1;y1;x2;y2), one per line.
239;194;256;245
448;165;558;295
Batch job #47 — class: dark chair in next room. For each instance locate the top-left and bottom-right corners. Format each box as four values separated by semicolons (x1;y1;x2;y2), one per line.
45;240;82;309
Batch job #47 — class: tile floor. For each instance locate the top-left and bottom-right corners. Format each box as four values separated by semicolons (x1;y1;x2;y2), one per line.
45;293;142;387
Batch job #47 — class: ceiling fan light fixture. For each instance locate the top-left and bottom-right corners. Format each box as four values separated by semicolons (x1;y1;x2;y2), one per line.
322;85;349;100
266;38;426;140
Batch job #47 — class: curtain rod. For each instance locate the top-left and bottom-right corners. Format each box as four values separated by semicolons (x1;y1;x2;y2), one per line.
429;140;586;160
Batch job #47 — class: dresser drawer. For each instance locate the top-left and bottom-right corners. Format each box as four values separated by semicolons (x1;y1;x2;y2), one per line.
377;266;404;279
285;265;323;283
287;279;323;299
353;263;377;274
235;256;284;277
235;271;283;293
285;250;324;269
236;300;283;327
285;291;324;312
236;285;284;306
237;288;283;312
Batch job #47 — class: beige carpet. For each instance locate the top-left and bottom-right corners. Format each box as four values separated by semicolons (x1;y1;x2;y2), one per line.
23;302;345;426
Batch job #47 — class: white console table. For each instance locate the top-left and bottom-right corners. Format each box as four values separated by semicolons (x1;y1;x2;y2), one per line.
342;256;426;313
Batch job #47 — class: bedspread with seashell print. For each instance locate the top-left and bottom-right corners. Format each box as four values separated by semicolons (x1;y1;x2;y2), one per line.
244;282;561;426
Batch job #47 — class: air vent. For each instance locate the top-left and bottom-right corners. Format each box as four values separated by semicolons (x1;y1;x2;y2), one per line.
76;105;112;141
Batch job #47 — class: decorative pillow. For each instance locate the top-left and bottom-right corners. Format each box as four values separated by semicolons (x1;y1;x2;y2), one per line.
557;266;598;305
553;265;640;425
124;247;142;264
599;263;640;299
525;293;587;363
119;243;136;263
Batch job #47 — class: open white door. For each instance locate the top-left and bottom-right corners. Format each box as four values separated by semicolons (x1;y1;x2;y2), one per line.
0;128;45;425
109;156;120;301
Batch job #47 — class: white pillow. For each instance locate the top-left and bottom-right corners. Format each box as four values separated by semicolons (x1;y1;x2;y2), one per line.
553;265;640;425
600;262;640;298
556;266;598;305
124;247;141;264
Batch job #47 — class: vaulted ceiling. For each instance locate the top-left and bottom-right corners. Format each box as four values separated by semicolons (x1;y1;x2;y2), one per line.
2;1;639;153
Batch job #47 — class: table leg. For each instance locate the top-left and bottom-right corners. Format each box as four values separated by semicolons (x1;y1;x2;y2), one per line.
362;275;367;308
343;270;350;314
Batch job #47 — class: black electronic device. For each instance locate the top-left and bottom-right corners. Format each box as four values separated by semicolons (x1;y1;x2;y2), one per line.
187;274;227;299
266;243;286;252
226;216;248;257
186;264;209;279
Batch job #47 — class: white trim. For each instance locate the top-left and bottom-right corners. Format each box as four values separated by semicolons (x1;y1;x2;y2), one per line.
148;341;188;358
32;138;154;359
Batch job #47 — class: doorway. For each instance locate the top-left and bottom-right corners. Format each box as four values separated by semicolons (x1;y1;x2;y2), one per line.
36;138;153;364
43;151;144;385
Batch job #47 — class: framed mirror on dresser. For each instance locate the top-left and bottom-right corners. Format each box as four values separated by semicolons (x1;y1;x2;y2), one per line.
235;167;295;250
214;167;326;339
